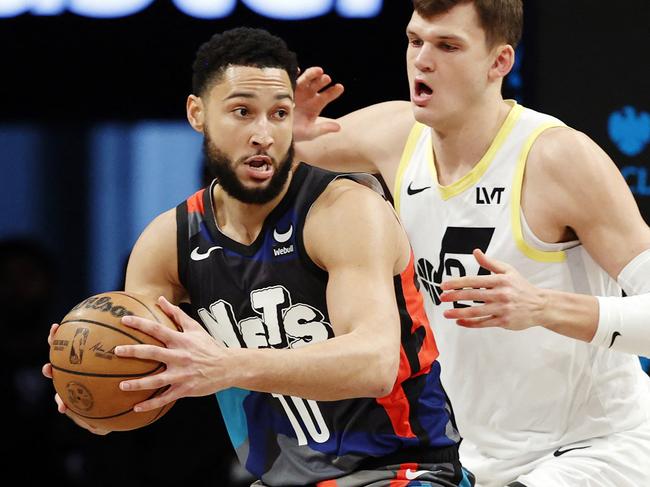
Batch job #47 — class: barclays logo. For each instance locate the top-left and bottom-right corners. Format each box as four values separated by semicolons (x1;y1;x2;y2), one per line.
621;166;650;196
608;106;650;157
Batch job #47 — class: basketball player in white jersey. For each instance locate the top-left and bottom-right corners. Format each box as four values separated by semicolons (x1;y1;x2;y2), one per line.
294;1;650;486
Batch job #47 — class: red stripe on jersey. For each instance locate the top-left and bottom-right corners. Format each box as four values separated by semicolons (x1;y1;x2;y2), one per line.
400;249;439;369
376;352;415;438
390;462;418;486
376;250;439;439
187;188;206;214
316;480;338;487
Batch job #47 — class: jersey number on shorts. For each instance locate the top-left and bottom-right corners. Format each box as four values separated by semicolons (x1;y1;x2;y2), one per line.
416;226;495;307
272;394;330;445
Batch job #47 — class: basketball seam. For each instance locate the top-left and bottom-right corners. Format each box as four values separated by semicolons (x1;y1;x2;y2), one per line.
69;387;169;420
113;291;183;332
112;291;162;323
59;318;154;344
51;362;165;378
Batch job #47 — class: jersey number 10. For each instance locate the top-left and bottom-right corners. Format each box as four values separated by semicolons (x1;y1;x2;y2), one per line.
272;394;330;445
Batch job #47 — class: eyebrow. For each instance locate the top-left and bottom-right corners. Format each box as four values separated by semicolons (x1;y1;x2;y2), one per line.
223;92;294;102
406;28;466;43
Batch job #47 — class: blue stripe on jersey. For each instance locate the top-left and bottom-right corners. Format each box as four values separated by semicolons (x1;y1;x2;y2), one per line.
199;221;214;243
415;361;459;446
215;388;251;449
459;468;473;487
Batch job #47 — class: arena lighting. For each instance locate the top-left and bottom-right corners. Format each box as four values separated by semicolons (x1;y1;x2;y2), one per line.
0;0;383;19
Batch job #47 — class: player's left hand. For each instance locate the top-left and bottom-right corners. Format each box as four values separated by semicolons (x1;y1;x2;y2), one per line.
114;296;230;411
439;249;546;331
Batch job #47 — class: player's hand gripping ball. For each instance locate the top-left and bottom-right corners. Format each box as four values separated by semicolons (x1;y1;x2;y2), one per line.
49;291;180;431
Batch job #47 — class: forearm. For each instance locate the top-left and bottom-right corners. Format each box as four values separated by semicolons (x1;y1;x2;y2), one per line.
226;331;398;401
589;250;650;356
545;250;650;356
540;289;599;342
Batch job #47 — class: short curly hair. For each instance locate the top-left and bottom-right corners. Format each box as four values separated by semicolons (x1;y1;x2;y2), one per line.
192;27;299;96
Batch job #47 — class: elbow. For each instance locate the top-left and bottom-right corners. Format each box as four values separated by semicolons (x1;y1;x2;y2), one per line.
365;348;399;398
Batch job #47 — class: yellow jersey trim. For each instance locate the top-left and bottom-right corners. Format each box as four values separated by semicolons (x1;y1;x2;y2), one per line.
511;122;566;263
394;122;426;214
431;102;524;201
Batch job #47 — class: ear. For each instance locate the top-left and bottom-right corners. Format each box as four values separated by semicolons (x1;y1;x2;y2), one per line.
489;44;515;81
186;94;205;133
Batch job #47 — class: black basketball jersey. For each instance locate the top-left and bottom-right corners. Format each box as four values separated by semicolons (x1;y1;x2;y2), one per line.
176;163;461;485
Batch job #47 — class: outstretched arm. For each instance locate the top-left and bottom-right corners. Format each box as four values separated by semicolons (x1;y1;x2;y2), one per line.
293;67;414;180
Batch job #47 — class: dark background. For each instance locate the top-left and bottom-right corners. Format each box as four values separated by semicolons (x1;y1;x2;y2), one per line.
2;1;649;485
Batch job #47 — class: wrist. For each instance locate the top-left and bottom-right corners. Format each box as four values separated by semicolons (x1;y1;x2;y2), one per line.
534;288;551;327
540;290;599;342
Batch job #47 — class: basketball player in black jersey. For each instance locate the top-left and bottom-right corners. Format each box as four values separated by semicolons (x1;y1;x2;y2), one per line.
43;28;474;486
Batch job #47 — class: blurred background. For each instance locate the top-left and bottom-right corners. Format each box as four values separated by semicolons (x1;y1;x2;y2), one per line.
2;0;649;485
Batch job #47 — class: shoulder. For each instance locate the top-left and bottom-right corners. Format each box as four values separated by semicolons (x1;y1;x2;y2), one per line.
524;124;633;227
143;208;178;238
528;126;612;182
129;208;178;269
309;178;393;223
126;208;187;302
304;178;406;270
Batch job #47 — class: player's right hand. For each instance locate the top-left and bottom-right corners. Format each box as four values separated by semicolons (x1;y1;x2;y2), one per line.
293;66;344;142
43;323;111;435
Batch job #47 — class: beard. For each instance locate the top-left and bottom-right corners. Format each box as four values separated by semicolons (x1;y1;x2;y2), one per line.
203;133;294;205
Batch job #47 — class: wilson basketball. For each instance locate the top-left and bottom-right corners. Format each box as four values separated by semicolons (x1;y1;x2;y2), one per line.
50;291;179;431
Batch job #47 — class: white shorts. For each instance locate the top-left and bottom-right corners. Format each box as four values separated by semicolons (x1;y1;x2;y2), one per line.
462;419;650;487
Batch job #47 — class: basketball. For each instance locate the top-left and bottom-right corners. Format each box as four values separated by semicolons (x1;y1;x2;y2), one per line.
50;291;179;431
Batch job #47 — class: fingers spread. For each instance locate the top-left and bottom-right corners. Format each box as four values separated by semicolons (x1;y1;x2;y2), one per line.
444;303;497;320
456;315;497;328
319;83;344;103
48;323;60;346
55;393;67;413
440;288;488;303
441;274;498;291
121;314;176;343
314;120;342;137
42;363;53;378
131;387;178;413
114;343;169;362
473;249;509;274
299;66;324;82
120;371;170;393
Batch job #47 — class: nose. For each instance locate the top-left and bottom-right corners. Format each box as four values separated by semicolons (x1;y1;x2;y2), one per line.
249;117;274;150
413;44;435;73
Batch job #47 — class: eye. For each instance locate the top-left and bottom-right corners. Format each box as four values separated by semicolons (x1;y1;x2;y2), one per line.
273;108;290;120
409;38;423;48
439;42;458;52
234;107;249;117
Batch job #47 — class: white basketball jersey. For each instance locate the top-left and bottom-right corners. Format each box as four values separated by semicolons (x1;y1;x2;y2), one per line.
394;101;650;459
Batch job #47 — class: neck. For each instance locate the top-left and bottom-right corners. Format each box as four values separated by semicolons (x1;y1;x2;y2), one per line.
430;96;512;185
213;165;295;245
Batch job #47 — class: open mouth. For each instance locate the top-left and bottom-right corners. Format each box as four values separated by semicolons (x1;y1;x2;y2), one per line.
415;80;433;97
245;155;272;172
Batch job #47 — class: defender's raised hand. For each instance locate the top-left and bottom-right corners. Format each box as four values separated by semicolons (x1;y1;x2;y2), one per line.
293;66;344;141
